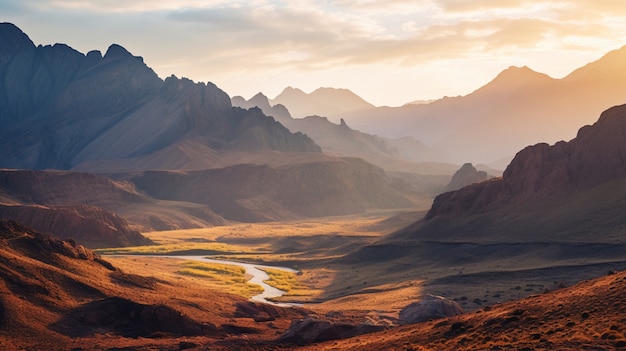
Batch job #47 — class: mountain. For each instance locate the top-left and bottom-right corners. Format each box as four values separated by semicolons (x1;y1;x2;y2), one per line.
271;86;375;121
0;22;320;170
328;104;626;313
442;163;490;192
231;93;450;177
342;46;626;165
129;158;415;222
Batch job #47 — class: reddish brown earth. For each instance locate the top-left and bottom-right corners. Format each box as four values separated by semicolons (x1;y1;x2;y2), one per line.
298;269;626;351
1;219;624;350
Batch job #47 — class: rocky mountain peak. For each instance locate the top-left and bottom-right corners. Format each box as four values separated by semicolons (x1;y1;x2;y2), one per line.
443;163;489;192
427;104;626;218
103;43;139;61
0;22;34;55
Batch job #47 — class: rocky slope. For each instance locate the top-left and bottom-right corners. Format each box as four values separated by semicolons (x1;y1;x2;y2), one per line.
0;169;227;234
427;103;626;219
442;163;490;192
0;204;152;248
298;269;626;350
0;22;320;170
0;220;311;350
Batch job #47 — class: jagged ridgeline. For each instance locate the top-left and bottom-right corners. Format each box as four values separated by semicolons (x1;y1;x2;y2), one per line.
0;22;320;170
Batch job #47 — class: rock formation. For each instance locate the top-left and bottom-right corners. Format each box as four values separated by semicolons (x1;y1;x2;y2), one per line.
443;163;489;192
427;104;626;218
399;295;464;324
0;204;152;248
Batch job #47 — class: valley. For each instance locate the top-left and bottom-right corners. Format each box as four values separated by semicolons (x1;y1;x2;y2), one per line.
2;19;626;351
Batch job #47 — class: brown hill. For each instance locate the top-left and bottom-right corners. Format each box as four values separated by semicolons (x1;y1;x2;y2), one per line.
0;169;227;233
342;46;626;165
0;220;308;350
0;204;151;248
297;269;626;350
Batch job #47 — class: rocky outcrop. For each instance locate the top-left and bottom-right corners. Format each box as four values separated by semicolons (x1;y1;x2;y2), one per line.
233;301;307;322
427;104;626;218
399;295;464;325
0;219;114;269
0;204;153;248
0;23;320;170
280;316;387;344
443;163;489;192
52;297;217;337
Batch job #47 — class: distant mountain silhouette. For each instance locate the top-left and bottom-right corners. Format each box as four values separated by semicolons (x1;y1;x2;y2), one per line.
342;46;626;166
271;86;375;121
0;23;320;170
232;93;448;174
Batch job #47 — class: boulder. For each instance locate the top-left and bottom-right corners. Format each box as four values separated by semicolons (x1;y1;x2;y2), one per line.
280;316;386;344
399;295;464;324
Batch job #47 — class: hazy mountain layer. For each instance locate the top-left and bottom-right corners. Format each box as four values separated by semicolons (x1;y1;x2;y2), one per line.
342;46;626;166
129;158;415;222
231;93;446;171
271;86;375;120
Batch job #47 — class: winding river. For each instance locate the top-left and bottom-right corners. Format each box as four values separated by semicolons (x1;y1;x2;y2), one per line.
125;255;300;306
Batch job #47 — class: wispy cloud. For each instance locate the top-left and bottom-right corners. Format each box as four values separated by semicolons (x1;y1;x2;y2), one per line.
1;0;625;105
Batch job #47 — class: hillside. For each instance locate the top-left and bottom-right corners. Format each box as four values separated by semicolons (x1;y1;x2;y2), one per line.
342;46;626;166
129;158;415;222
0;169;227;235
0;220;311;350
323;104;626;313
299;269;626;350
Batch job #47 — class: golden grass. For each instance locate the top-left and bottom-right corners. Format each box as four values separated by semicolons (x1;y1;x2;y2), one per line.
176;261;263;298
95;241;262;255
260;268;322;299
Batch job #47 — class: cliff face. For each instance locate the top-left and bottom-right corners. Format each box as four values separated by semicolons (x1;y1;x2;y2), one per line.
0;23;320;170
427;104;626;219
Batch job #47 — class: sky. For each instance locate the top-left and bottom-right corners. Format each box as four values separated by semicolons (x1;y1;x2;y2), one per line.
2;0;626;106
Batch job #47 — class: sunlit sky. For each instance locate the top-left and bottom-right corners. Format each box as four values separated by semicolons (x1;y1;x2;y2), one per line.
3;0;626;106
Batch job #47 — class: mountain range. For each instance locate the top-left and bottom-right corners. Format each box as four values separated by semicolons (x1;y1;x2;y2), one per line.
272;46;626;167
0;23;425;245
270;86;374;121
0;22;319;170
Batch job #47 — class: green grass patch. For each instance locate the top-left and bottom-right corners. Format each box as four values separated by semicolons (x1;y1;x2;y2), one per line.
177;261;263;298
261;268;315;297
95;242;258;255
